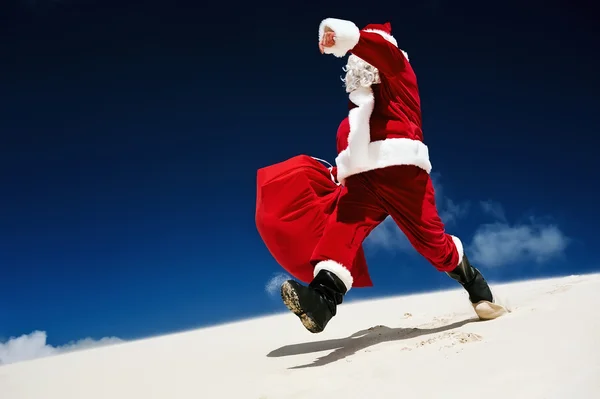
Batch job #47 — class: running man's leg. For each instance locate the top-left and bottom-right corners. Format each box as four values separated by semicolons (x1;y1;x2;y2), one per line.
309;175;388;291
281;175;387;333
372;166;461;272
371;165;508;320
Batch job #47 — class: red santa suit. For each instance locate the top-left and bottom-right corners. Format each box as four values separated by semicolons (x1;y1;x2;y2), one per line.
310;19;464;292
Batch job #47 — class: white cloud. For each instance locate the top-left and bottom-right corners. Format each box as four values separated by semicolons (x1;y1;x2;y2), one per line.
440;198;470;225
365;216;412;253
480;200;507;222
469;221;569;268
0;331;123;366
265;272;292;298
472;202;569;267
431;173;470;224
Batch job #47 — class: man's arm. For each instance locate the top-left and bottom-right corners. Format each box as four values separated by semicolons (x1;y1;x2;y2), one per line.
318;18;409;77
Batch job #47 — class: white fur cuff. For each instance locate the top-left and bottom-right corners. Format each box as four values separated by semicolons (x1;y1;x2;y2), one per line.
451;235;464;266
314;260;354;291
318;18;361;58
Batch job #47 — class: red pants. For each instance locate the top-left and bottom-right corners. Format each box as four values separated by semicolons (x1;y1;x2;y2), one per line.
311;165;462;289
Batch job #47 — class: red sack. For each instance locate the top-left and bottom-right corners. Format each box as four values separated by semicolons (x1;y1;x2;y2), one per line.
255;154;373;287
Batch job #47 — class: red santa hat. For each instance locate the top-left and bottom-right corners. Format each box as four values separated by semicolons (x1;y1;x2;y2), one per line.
362;22;396;45
361;22;408;61
318;18;409;61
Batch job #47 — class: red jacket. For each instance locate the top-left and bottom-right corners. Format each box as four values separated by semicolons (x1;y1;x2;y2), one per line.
319;18;432;184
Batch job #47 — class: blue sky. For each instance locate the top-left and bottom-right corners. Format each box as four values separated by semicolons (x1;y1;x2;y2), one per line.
0;0;598;362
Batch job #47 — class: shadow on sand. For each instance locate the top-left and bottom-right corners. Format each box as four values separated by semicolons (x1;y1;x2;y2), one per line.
267;317;478;369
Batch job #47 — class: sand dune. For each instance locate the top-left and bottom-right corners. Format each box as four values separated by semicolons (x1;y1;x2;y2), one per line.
1;273;599;398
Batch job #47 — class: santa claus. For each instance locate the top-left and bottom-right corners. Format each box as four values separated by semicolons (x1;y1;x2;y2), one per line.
280;18;508;333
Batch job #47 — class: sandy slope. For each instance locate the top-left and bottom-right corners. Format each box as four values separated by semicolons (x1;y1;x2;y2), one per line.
1;273;599;399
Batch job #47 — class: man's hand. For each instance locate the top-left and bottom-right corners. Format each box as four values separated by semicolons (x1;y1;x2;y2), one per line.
319;27;335;53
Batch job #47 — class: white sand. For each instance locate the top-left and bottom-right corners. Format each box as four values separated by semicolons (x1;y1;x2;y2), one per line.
1;273;599;398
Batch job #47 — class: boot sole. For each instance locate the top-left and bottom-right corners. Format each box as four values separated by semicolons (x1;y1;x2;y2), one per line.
473;300;509;320
280;281;323;334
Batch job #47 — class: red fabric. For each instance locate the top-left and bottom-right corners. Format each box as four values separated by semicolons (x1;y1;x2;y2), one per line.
311;165;459;273
362;22;393;35
255;155;373;287
336;29;423;154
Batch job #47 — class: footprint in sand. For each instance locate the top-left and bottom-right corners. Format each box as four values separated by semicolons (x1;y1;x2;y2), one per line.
455;332;483;344
415;331;483;350
547;276;585;295
547;285;572;295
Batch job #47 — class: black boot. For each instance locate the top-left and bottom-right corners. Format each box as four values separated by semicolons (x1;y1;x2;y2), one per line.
280;269;347;333
446;254;494;304
446;254;508;320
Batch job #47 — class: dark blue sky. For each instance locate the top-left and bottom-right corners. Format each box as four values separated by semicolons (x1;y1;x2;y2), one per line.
1;0;598;346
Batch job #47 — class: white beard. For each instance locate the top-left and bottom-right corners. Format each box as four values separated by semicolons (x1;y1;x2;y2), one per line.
342;54;381;93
